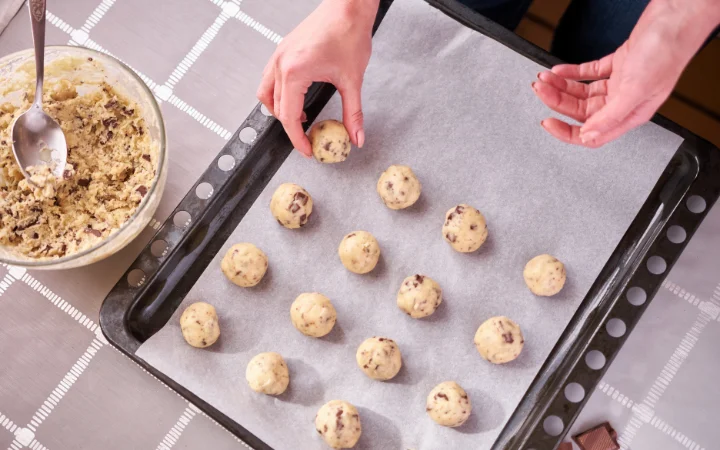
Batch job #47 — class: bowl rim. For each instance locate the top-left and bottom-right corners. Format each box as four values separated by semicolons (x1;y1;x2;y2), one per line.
0;45;168;267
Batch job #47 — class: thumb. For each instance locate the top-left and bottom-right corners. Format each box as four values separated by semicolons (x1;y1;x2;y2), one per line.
579;95;638;144
337;79;365;148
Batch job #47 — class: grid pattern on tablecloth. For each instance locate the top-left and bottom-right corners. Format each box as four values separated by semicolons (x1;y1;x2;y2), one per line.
567;202;720;450
0;0;321;448
0;1;718;449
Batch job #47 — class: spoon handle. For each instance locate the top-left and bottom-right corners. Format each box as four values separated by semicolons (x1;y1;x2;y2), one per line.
28;0;46;107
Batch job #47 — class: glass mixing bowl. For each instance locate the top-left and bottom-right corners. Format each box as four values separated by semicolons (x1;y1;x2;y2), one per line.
0;46;168;269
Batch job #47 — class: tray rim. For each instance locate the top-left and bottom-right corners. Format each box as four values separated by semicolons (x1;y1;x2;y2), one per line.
99;1;720;449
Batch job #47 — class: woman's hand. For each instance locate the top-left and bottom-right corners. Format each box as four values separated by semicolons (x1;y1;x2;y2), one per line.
257;0;379;157
533;0;720;148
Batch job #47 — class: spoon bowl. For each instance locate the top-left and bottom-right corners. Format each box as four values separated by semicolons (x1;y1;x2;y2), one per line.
12;104;68;178
11;0;68;180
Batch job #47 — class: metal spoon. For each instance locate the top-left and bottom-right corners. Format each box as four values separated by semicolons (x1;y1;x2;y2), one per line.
11;0;67;180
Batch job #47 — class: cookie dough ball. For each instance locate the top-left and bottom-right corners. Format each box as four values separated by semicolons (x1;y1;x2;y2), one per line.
221;243;268;287
474;316;524;364
290;293;337;338
524;254;566;296
315;400;362;449
245;352;290;395
442;204;488;252
397;274;442;319
376;165;422;210
356;337;402;381
180;302;220;348
338;231;380;274
270;183;313;229
309;120;351;163
426;381;472;427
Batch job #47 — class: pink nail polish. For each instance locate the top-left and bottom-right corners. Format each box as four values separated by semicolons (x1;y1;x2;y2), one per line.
357;129;365;148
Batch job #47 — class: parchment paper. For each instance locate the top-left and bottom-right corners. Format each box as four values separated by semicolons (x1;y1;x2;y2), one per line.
137;0;683;448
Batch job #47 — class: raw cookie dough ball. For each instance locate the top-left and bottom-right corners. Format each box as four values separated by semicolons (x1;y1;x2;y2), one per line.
356;337;402;381
523;254;566;296
309;120;351;163
474;316;524;364
442;204;488;253
180;302;220;348
426;381;472;427
315;400;362;449
397;274;442;319
290;293;337;338
338;231;380;274
270;183;313;229
376;165;422;210
221;243;268;287
245;352;290;395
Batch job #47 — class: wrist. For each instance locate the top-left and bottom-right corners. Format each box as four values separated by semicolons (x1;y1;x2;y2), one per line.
658;0;720;44
330;0;380;27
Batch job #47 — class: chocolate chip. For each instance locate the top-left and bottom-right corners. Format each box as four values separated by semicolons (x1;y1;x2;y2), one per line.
136;186;148;197
470;224;477;230
323;425;328;433
502;333;514;344
455;205;465;214
437;393;449;401
415;274;425;284
77;178;91;187
63;170;73;180
299;214;307;224
142;154;151;162
404;176;409;181
104;99;118;109
32;233;39;239
290;204;300;213
386;181;393;190
378;337;385;342
446;232;457;243
347;233;356;238
324;142;331;151
88;57;93;61
102;117;118;128
84;227;102;237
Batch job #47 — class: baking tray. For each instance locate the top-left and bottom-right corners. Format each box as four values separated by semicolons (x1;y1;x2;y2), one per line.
99;0;720;449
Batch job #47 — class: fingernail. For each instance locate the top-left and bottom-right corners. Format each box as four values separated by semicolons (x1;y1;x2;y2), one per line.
580;131;600;144
540;120;546;127
301;112;307;122
531;82;537;90
356;129;365;148
537;72;542;79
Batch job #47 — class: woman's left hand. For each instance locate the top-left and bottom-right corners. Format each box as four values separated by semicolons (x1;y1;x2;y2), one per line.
532;0;720;148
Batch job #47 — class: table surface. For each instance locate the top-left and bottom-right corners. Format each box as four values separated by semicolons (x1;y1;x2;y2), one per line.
0;1;717;449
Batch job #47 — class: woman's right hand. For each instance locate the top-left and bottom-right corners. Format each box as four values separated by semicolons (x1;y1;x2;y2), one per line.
257;0;379;157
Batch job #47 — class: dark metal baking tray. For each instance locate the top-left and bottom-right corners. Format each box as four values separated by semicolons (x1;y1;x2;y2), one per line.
99;1;720;449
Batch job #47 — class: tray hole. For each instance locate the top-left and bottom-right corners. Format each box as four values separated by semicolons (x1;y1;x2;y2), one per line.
239;127;257;144
195;182;214;200
127;269;146;288
260;104;272;116
564;382;585;403
543;415;564;437
585;350;606;370
647;256;667;275
218;154;235;171
627;287;647;306
173;211;192;228
606;318;627;338
666;225;686;244
150;240;168;258
687;195;706;214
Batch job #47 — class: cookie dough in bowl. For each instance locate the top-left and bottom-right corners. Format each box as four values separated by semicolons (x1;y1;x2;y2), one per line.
315;400;362;449
0;47;166;269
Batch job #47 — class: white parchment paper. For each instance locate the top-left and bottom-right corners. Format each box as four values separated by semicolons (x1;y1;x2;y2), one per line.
137;1;683;448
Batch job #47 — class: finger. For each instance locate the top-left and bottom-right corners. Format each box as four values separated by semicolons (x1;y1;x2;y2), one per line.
257;60;276;116
532;80;607;122
278;78;312;157
551;53;614;81
337;79;365;148
541;118;583;145
273;73;282;121
579;108;651;147
537;71;608;99
579;96;641;142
